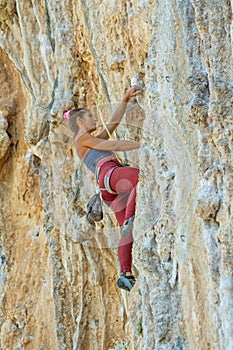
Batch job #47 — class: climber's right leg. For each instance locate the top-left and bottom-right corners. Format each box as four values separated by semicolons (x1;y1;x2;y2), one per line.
109;166;139;224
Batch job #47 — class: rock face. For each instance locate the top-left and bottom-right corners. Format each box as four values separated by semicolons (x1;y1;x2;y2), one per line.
0;1;232;349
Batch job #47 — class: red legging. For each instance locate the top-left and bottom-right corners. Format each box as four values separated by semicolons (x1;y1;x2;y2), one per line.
98;159;139;273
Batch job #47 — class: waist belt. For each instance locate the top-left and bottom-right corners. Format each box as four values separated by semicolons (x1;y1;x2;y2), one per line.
95;157;117;182
95;157;118;194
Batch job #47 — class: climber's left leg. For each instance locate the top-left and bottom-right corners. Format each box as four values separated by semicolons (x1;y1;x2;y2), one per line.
118;233;133;273
108;193;134;273
99;164;139;290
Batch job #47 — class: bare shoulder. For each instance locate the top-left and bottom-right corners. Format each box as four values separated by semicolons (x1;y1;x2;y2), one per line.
75;133;92;159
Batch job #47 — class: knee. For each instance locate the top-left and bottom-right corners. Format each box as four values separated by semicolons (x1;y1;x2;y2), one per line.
126;168;139;188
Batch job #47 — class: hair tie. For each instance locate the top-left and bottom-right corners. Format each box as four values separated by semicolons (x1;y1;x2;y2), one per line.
63;110;72;119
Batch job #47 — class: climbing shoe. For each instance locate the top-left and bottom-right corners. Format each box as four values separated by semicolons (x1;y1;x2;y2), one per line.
121;216;135;237
117;271;136;292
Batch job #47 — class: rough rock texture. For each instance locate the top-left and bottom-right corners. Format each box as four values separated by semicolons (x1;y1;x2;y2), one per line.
0;1;232;349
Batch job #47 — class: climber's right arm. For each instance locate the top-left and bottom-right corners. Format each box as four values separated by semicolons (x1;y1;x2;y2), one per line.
96;85;142;139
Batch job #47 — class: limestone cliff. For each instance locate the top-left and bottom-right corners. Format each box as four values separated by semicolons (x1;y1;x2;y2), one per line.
0;1;232;349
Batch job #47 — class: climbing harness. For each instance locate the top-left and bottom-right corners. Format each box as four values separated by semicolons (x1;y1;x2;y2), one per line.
95;157;119;194
103;166;118;194
95;157;117;183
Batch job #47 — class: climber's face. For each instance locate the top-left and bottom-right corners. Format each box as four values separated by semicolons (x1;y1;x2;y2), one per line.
78;109;97;132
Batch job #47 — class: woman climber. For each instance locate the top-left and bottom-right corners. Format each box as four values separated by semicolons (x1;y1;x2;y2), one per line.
64;85;142;291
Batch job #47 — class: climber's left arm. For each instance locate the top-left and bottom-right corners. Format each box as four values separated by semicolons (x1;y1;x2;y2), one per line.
96;85;142;139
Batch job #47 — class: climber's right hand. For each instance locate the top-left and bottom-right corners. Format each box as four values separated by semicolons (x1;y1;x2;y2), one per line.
122;85;143;103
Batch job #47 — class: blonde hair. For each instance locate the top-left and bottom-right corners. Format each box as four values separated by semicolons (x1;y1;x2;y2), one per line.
68;108;87;135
